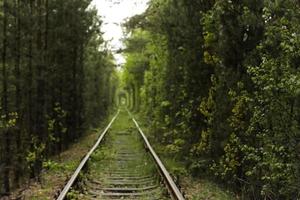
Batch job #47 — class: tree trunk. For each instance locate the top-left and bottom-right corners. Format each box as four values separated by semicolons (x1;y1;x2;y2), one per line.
14;0;22;187
28;0;35;179
34;0;46;178
2;0;10;193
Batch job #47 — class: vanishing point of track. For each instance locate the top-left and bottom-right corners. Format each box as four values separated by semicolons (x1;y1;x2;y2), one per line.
57;109;185;200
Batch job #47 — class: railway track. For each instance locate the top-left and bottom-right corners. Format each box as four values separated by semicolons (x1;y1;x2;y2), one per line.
57;109;185;200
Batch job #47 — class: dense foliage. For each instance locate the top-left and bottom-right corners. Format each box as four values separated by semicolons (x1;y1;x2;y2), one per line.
122;0;300;199
0;0;116;194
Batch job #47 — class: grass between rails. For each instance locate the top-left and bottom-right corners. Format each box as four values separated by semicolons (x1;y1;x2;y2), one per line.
133;112;236;200
68;109;169;199
6;110;236;200
6;115;114;200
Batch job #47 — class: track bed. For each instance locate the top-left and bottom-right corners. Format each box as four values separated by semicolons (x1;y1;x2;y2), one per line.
58;110;184;200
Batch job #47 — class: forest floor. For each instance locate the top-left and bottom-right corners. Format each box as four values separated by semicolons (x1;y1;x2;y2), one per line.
134;113;237;200
5;120;110;200
5;111;236;200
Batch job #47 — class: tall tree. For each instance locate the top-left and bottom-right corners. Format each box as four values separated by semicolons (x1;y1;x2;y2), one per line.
123;0;300;198
0;0;117;194
13;0;22;186
1;0;10;193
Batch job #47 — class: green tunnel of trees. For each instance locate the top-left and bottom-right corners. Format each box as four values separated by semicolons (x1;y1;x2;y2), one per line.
1;0;300;199
122;0;300;199
0;0;117;194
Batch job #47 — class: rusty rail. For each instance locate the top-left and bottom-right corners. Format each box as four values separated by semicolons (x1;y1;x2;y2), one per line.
57;109;184;200
56;110;120;200
130;112;185;200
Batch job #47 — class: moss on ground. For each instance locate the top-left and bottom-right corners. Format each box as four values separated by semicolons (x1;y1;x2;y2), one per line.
133;112;237;200
7;110;236;200
71;109;169;199
182;178;236;200
7;120;111;200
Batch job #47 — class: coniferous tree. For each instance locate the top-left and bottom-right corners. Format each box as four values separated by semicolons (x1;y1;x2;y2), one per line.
0;0;117;194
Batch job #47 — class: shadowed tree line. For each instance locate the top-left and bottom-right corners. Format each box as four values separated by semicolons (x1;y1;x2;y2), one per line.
0;0;116;195
123;0;300;199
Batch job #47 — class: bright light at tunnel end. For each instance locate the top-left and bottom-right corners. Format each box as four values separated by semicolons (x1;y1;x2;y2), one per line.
91;0;150;68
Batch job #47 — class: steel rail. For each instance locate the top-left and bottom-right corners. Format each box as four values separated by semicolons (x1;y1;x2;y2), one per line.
56;110;120;200
130;113;185;200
